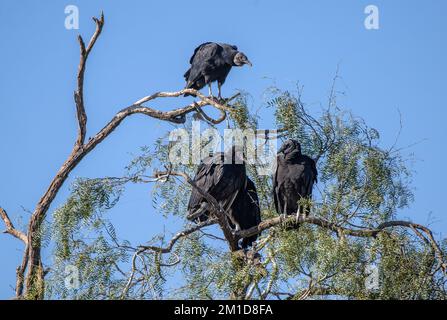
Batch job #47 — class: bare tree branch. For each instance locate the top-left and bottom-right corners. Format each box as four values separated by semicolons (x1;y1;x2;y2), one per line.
120;248;144;299
15;13;241;299
74;12;104;146
0;207;27;244
138;218;218;254
236;215;446;274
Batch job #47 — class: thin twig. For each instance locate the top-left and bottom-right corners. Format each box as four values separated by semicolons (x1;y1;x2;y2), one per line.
0;207;27;244
138;219;218;253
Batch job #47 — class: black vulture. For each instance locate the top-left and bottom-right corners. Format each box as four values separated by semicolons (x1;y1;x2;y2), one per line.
187;149;246;226
184;42;252;99
187;149;261;249
273;140;318;221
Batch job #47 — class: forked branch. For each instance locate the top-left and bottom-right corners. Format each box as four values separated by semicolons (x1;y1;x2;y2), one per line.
0;207;27;244
75;12;104;146
0;12;241;299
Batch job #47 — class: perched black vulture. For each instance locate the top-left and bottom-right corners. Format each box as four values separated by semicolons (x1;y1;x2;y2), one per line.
187;149;246;226
228;177;261;249
184;42;252;98
187;149;261;249
273;140;318;220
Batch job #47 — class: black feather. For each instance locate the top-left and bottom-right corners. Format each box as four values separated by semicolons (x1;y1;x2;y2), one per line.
273;140;318;219
183;42;240;97
187;150;262;249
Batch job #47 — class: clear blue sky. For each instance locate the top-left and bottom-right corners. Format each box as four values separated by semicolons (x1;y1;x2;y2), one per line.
1;0;446;299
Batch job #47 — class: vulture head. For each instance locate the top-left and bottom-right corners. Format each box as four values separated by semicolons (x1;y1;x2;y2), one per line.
233;52;252;67
278;139;302;159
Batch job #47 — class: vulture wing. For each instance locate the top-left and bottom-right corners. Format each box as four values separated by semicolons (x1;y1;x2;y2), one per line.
184;42;224;86
188;42;214;64
299;155;318;198
187;157;216;221
187;153;246;222
272;154;283;215
228;177;261;249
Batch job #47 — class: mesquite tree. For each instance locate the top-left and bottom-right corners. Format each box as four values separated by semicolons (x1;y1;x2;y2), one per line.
1;13;446;300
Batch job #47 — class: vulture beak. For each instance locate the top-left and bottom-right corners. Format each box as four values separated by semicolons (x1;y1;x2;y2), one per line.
246;60;253;67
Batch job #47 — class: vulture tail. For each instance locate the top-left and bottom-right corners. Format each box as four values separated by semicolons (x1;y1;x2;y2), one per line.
183;68;196;97
184;81;199;97
183;68;191;81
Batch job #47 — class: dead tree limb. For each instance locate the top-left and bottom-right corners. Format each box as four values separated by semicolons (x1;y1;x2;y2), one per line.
138;218;218;254
0;207;27;244
0;12;240;299
74;12;104;146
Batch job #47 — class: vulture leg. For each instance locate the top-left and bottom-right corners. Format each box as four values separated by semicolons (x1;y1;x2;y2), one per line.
217;82;222;100
208;84;213;97
296;203;301;224
281;201;288;220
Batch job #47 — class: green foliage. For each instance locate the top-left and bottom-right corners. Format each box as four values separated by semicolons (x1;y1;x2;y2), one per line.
46;178;129;299
230;93;258;130
44;84;446;300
